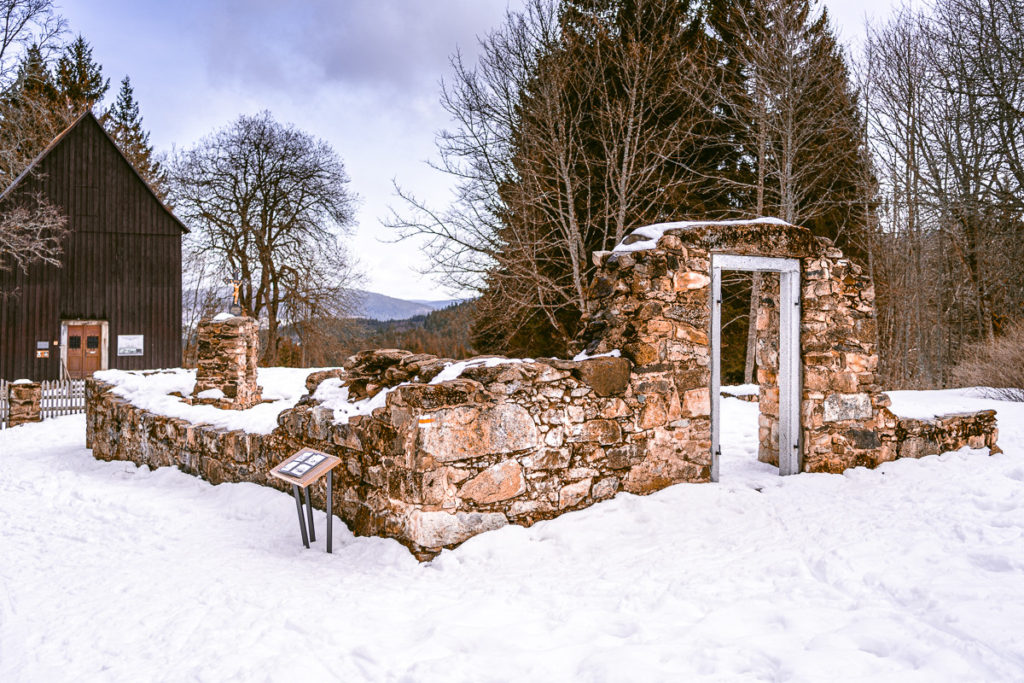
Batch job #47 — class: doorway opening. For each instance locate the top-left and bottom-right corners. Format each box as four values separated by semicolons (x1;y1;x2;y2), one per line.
61;320;108;379
710;255;801;480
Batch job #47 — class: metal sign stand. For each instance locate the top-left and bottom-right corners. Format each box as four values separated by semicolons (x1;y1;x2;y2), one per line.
270;448;343;553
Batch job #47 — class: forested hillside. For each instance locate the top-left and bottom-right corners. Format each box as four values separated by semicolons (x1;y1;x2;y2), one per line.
273;301;477;367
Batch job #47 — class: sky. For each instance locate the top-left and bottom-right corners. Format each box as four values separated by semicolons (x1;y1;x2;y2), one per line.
59;0;897;301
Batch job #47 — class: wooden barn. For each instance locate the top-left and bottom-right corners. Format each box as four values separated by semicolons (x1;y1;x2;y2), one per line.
0;110;185;381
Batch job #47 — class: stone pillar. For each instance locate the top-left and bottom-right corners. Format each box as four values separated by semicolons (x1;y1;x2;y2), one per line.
190;315;262;410
8;381;42;426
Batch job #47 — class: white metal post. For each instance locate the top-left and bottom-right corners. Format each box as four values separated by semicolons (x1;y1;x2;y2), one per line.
710;263;722;483
778;269;802;475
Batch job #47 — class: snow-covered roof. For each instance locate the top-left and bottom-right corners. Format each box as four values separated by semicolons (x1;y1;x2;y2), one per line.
612;218;795;253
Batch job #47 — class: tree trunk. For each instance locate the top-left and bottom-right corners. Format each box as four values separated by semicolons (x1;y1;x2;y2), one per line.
744;273;762;384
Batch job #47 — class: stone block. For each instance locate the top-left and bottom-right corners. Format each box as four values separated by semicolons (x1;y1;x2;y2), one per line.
459;461;526;504
823;393;873;422
405;510;508;548
579;419;622;445
679;388;710;417
572;356;631;397
592;476;620;501
418;403;540;461
528;449;571;470
623;342;659;366
674;271;710;290
558;478;592;509
899;436;940;460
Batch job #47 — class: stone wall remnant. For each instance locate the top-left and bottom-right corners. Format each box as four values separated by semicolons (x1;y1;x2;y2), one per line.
575;220;902;474
87;218;1001;558
189;315;262;410
8;380;41;426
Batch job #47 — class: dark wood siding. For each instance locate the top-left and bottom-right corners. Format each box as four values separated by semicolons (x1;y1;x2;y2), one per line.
0;113;183;380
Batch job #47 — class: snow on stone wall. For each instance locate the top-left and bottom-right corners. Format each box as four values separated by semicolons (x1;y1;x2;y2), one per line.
85;219;1000;559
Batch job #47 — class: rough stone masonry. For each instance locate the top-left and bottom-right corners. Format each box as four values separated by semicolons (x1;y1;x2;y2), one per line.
7;381;41;427
188;315;262;410
86;220;999;559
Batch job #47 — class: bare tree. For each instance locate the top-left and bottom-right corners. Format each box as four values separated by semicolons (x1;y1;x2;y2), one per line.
169;111;359;365
0;191;67;285
0;0;66;283
389;0;720;355
0;0;64;94
690;0;870;382
179;233;223;366
862;0;1024;388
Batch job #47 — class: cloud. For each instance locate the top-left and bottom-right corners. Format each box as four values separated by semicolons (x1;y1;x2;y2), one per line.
197;0;515;97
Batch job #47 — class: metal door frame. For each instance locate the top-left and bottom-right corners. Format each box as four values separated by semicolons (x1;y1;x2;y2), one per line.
710;255;802;480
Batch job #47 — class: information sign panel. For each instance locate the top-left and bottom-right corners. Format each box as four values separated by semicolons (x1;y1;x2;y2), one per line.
117;335;144;356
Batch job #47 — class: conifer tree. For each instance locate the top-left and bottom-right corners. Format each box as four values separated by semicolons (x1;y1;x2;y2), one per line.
54;34;108;116
0;43;68;181
104;76;165;196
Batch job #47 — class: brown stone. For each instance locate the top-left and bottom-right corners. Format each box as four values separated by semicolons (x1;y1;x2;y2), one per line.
674;271;710;290
405;510;508;548
580;419;622;444
572;356;631;397
459;461;526;504
680;388;710;417
592;476;620;501
623;456;704;494
623;342;659;366
675;323;709;345
529;449;571;470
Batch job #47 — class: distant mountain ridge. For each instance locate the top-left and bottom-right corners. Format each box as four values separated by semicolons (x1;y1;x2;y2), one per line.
184;286;465;323
350;289;467;321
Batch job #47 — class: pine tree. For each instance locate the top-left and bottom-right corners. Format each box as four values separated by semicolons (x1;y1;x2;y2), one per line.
0;43;68;182
104;76;166;196
54;35;108;116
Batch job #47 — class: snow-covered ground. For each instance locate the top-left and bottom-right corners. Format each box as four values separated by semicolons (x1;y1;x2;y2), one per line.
1;392;1023;681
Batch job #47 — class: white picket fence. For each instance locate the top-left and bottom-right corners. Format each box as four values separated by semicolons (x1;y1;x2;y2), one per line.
0;379;86;428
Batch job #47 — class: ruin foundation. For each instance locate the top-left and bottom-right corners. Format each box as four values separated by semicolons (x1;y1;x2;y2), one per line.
87;220;1001;558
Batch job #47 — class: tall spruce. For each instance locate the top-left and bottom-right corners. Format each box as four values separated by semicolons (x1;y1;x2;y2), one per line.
54;34;108;116
104;76;165;196
0;43;67;181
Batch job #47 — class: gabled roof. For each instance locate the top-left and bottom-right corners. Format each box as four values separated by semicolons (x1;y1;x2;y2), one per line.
0;109;188;233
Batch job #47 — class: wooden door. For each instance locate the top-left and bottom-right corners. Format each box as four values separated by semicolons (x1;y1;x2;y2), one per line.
66;324;103;378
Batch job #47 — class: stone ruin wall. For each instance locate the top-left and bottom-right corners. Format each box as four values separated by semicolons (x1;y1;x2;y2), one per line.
89;344;715;560
85;221;1000;559
188;316;262;410
578;222;913;474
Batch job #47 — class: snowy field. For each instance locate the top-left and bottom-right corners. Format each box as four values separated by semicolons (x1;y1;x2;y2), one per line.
2;392;1024;681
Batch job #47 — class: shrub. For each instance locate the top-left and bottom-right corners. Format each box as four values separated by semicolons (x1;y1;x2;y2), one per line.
950;318;1024;401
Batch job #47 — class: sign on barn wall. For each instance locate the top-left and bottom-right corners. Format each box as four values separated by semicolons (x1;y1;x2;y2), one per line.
117;335;144;356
